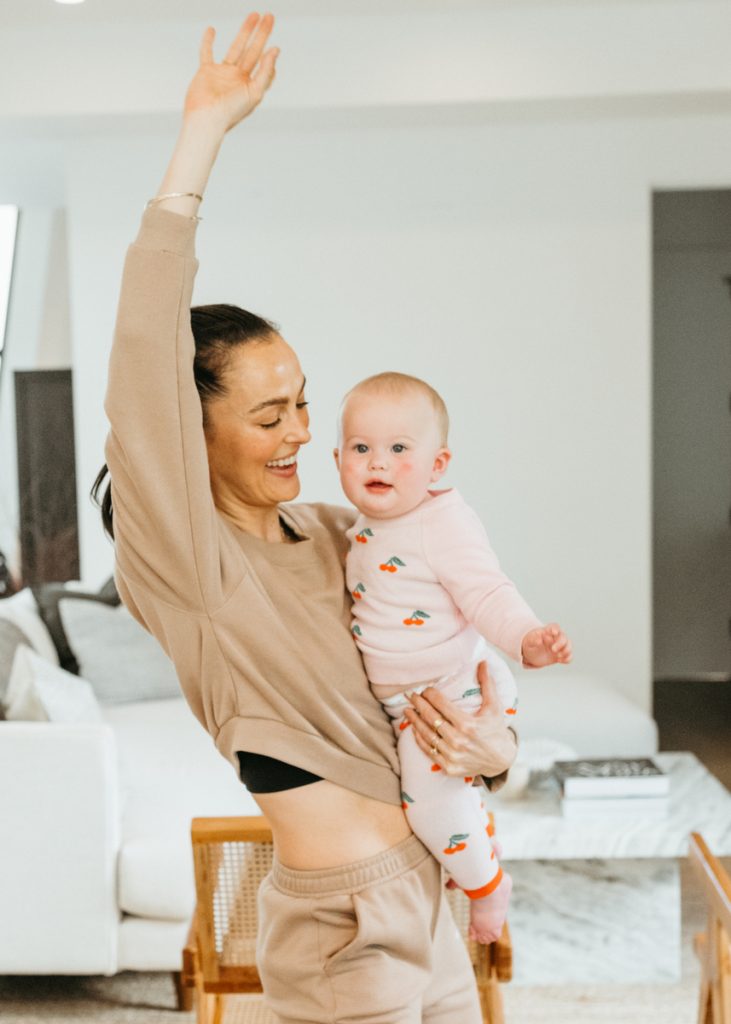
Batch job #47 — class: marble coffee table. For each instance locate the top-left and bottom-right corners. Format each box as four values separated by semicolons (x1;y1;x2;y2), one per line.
488;752;731;984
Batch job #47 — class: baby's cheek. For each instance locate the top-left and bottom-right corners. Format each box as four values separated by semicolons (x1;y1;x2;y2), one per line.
340;463;362;499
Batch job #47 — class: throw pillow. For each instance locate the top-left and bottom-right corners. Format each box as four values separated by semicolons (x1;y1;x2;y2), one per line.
57;599;180;704
4;644;103;723
0;587;59;665
32;578;120;674
0;619;32;709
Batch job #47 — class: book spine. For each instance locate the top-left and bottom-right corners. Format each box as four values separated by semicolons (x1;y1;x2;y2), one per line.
561;795;669;818
562;776;670;798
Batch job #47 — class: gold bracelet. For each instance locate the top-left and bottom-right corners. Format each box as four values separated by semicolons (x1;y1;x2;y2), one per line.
145;192;203;222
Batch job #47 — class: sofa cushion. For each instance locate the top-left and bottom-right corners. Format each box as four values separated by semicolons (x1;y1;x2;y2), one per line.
107;699;260;920
117;915;192;972
118;838;195;921
514;672;658;758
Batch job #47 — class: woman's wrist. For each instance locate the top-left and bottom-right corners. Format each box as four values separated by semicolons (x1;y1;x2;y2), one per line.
153;113;227;218
179;107;229;146
480;725;518;781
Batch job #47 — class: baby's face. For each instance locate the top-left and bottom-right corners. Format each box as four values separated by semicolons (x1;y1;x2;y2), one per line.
335;390;450;519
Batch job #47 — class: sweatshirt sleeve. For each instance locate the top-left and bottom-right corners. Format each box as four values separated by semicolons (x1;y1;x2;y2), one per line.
422;499;542;664
104;207;245;613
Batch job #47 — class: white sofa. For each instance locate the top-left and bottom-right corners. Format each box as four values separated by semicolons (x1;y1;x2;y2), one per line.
0;586;658;982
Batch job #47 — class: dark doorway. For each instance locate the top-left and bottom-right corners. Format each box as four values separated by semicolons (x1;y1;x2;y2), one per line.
652;190;731;785
14;368;79;584
652;191;731;683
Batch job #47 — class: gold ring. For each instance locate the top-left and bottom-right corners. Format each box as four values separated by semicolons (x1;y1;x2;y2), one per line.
433;716;444;736
431;735;441;755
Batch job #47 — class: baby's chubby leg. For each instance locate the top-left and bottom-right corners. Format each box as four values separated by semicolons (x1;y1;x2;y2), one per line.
467;874;512;944
396;720;512;945
462;784;511;944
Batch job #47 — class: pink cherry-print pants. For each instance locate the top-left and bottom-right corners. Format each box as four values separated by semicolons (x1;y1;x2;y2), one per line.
379;644;517;898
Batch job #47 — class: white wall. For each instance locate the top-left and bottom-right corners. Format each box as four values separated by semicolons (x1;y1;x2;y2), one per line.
3;1;731;709
60;106;731;711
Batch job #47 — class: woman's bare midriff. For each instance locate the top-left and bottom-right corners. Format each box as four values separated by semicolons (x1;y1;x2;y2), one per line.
253;779;413;870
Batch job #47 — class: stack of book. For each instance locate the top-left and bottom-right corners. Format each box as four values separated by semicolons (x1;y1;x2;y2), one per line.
553;757;670;819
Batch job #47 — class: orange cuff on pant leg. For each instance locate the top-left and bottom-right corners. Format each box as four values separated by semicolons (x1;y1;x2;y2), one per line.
464;867;504;901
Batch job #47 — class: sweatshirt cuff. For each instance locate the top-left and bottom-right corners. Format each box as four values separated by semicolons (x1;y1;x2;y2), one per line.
134;206;198;259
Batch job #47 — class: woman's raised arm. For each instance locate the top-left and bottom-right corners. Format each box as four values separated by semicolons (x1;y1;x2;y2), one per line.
103;15;279;614
155;13;279;218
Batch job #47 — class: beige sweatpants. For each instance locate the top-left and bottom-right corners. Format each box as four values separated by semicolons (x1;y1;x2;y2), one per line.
256;834;482;1024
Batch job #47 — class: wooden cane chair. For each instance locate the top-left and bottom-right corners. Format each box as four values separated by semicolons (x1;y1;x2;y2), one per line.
690;832;731;1024
181;814;512;1024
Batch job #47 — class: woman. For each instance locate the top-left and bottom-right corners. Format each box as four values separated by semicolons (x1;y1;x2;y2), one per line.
96;14;518;1022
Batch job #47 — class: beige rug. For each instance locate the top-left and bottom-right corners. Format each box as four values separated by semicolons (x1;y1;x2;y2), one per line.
0;861;706;1023
0;972;700;1024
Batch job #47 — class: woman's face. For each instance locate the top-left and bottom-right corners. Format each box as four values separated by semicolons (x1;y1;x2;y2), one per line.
204;334;311;513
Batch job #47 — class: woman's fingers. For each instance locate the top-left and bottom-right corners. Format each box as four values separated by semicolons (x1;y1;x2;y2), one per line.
412;726;448;770
200;26;215;66
405;687;477;775
408;687;457;733
239;12;276;74
224;12;262;66
250;47;279;95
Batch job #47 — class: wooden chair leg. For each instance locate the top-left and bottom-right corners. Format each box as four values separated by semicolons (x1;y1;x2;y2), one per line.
476;940;505;1024
484;965;505;1024
173;970;195;1012
212;994;226;1024
196;990;218;1024
713;920;731;1024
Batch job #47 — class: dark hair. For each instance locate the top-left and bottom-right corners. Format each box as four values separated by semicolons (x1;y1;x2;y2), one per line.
91;303;278;542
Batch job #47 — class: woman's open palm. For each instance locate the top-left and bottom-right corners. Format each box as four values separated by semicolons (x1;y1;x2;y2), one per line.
184;13;279;131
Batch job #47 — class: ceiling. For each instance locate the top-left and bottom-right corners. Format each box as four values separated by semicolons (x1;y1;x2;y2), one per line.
2;0;697;29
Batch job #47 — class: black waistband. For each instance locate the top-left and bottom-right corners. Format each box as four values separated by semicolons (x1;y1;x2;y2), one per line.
237;751;324;793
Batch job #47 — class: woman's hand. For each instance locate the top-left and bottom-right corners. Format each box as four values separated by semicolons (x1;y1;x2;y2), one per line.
153;14;279;215
184;13;279;132
521;623;572;668
403;662;518;779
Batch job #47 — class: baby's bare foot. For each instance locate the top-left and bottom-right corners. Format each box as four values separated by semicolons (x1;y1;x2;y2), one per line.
467;872;512;944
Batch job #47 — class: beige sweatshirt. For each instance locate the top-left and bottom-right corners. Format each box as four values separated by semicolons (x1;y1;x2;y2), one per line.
104;207;403;805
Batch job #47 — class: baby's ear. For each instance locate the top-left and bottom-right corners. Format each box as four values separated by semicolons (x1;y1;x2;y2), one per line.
332;447;341;471
431;447;451;482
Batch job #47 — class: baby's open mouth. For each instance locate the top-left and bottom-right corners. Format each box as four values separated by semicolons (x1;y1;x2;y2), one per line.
366;481;392;492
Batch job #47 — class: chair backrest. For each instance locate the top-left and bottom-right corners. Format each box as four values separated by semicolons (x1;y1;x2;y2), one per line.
191;816;274;992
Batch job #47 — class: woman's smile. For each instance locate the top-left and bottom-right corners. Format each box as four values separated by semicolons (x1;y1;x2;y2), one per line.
266;458;299;478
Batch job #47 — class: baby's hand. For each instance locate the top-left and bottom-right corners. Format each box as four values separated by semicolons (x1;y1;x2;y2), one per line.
521;624;572;668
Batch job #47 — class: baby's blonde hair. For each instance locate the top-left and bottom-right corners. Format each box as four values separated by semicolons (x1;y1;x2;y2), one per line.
338;372;450;446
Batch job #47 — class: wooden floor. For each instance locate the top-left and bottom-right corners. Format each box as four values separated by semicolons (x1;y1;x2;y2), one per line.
654;678;731;789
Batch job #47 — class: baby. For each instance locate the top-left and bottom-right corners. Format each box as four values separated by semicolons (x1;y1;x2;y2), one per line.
334;371;572;944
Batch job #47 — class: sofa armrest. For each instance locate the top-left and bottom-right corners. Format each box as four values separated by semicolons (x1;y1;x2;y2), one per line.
0;722;121;973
